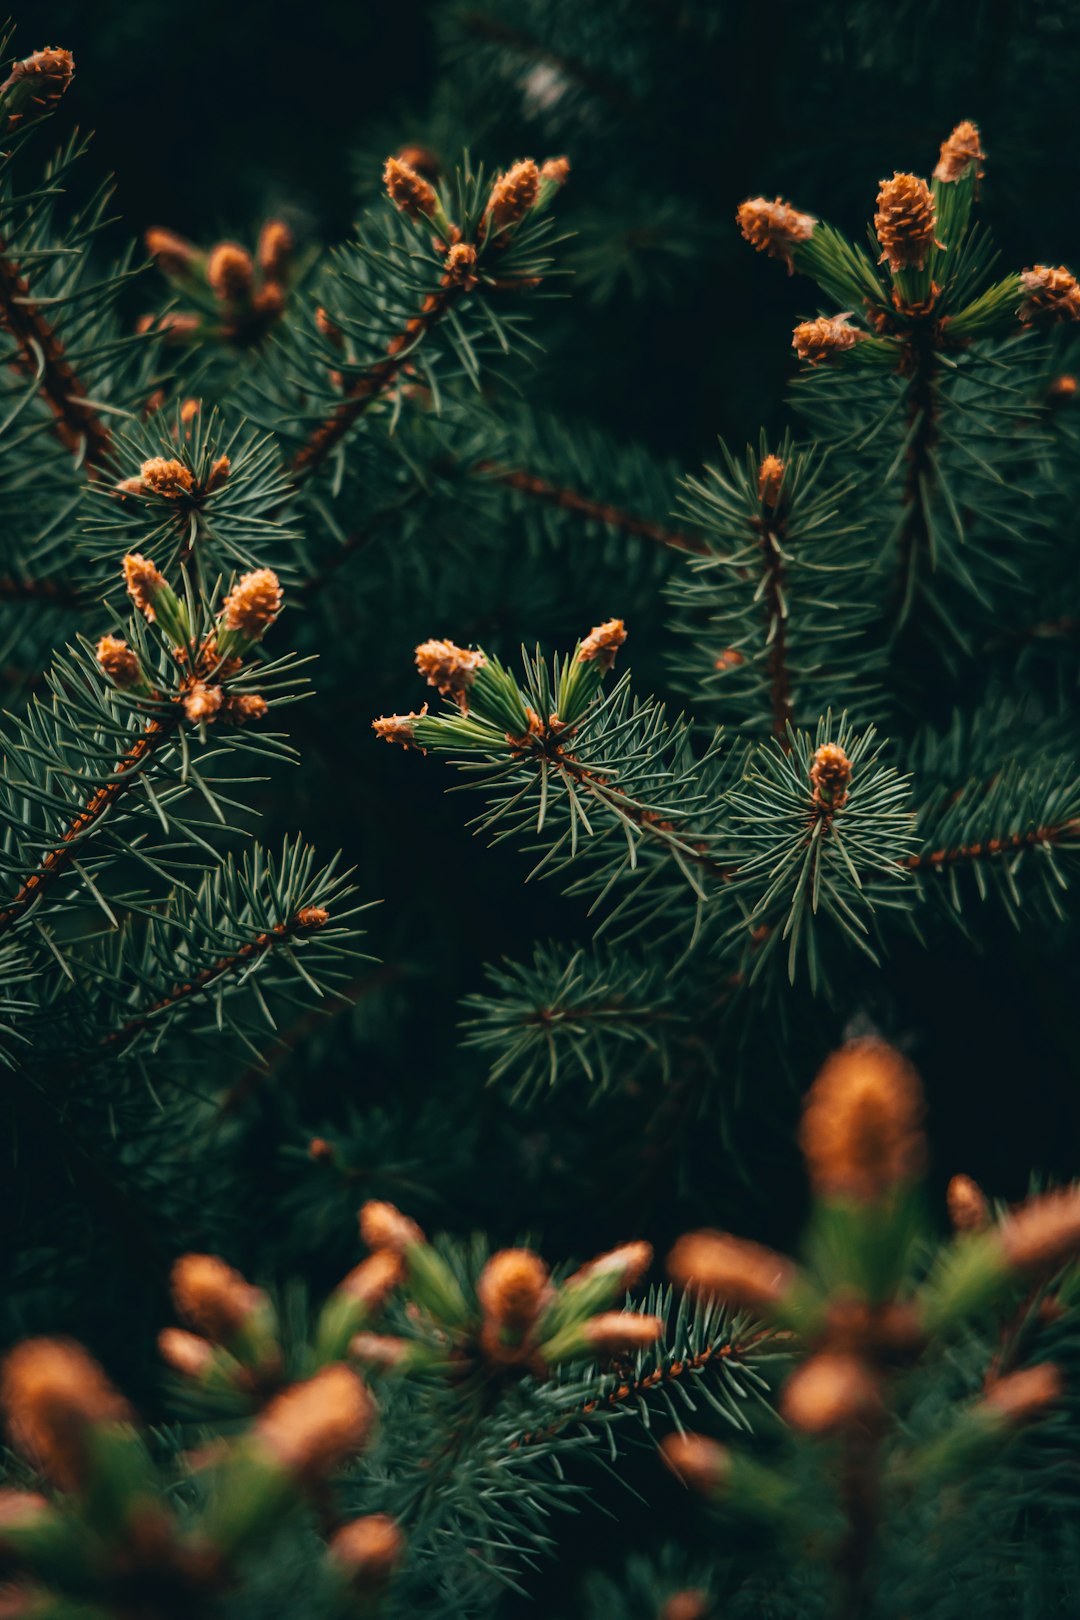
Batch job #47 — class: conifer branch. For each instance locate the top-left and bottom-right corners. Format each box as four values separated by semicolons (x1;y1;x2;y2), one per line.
0;236;114;468
475;461;709;555
895;327;940;622
902;818;1080;869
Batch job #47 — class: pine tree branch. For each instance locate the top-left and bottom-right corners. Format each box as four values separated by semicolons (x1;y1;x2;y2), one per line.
290;284;463;481
0;574;84;606
0;714;175;937
901;818;1080;869
0;236;114;469
895;327;939;620
756;511;794;741
475;461;708;555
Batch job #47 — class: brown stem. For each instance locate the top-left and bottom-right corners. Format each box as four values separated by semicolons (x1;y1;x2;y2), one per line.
0;574;83;607
0;238;114;469
476;462;708;556
0;715;176;937
291;284;462;482
901;818;1080;870
834;1421;882;1620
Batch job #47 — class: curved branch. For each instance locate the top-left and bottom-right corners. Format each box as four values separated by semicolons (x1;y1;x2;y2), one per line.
476;462;708;555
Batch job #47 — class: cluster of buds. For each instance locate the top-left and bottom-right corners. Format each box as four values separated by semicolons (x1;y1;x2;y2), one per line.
142;217;297;346
663;1038;1075;1527
114;450;230;504
348;1201;660;1379
0;43;74;131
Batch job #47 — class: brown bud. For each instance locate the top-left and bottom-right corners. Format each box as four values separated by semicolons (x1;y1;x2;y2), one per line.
933;121;985;186
668;1230;795;1314
95;634;142;690
256;1364;375;1483
540;156;571;187
793;313;863;366
122;553;168;622
660;1432;730;1496
736;197;816;274
1048;374;1078;402
415;639;486;706
257;219;293;283
360;1200;425;1255
781;1351;881;1433
999;1186;1080;1275
329;1513;404;1590
757;454;785;508
157;1328;216;1381
799;1039;926;1204
445;242;479;287
394;144;440;181
810;741;852;810
947;1173;989;1233
384;156;439;221
478;1249;550;1333
1019;266;1080;325
875;173;940;273
295;905;329;929
338;1249;403;1312
145;227;199;277
221;568;283;643
183;682;223;724
487;160;540;230
578;618;626;670
206;454;230;493
308;1136;335;1163
207;241;254;302
662;1593;711;1620
581;1312;664;1355
372;708;428;749
714;648;745;672
0;46;74;128
170;1254;267;1345
980;1363;1062;1425
225;692;269;725
565;1241;652;1294
1;1338;130;1491
140;456;194;499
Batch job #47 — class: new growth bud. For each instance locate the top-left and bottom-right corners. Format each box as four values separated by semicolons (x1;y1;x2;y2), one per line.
793;313;863;366
979;1363;1062;1426
415;639;486;707
360;1200;425;1255
0;46;74;130
329;1513;405;1591
145;228;200;277
810;742;852;810
578;618;626;670
95;634;143;691
737;197;816;273
1;1338;131;1491
1018;266;1080;325
372;708;428;748
934;121;985;185
171;1253;268;1346
256;1364;375;1483
487;160;540;230
947;1174;989;1233
874;173;940;273
140;457;195;498
384;156;439;222
661;1432;731;1496
781;1351;881;1433
207;241;255;302
799;1039;926;1204
757;454;785;508
219;568;283;648
668;1230;795;1315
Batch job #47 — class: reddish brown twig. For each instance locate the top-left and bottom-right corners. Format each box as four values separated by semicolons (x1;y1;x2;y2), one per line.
476;461;708;555
901;819;1080;870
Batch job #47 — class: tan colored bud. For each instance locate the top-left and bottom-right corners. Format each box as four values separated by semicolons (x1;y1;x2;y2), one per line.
980;1363;1062;1425
661;1593;710;1620
339;1249;403;1310
256;1364;375;1483
180;398;200;425
793;313;863;366
1;1338;130;1491
2;47;74;127
295;905;330;929
1049;374;1078;402
736;197;816;274
221;568;283;642
140;456;194;498
206;454;230;493
95;634;142;690
138;310;200;341
781;1351;881;1434
257;219;293;282
145;227;199;276
225;692;269;725
315;305;343;343
384;156;439;221
207;241;254;302
1019;265;1080;325
540;156;571;186
933;120;985;185
660;1432;730;1495
757;454;784;508
122;553;168;622
183;682;223;724
947;1173;989;1233
999;1186;1080;1275
487;160;540;230
360;1200;425;1255
445;242;479;287
394;144;440;181
308;1136;334;1162
810;741;852;810
170;1253;266;1344
566;1241;652;1293
478;1248;549;1328
328;1513;404;1589
582;1312;664;1355
415;639;486;705
714;648;745;672
578;618;626;670
348;1332;413;1371
157;1328;216;1381
0;1489;50;1541
252;282;286;320
372;708;427;748
799;1039;926;1204
668;1230;795;1314
874;173;940;273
